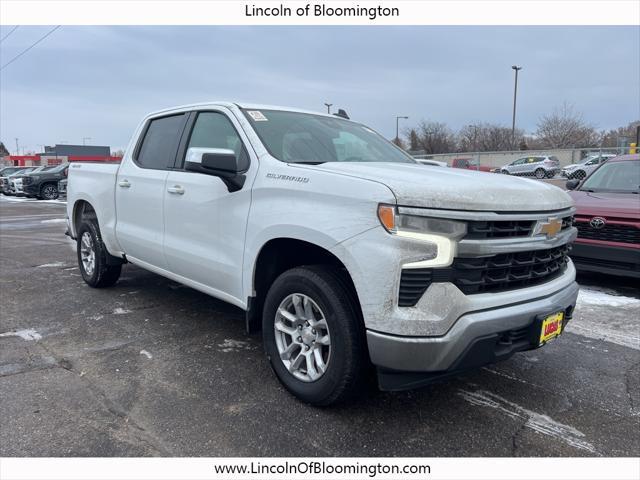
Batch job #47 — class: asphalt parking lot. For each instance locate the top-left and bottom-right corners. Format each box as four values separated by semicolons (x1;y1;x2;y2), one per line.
1;196;639;457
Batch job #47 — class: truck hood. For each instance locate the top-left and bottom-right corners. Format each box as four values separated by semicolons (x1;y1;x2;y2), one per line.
569;190;640;220
296;162;573;211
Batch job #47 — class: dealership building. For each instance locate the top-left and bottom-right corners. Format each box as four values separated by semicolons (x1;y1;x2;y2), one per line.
1;144;120;167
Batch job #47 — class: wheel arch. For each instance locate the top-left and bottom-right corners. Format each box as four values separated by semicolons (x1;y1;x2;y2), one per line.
246;237;363;334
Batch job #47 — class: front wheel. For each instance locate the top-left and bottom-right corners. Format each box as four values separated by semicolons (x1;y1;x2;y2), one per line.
77;220;122;288
262;265;367;406
39;183;59;200
501;169;510;175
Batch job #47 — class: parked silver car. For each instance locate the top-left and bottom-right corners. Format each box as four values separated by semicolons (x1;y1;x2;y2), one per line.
500;155;560;178
561;153;616;180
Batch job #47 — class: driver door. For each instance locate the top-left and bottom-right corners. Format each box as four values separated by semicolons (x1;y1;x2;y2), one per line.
163;109;255;304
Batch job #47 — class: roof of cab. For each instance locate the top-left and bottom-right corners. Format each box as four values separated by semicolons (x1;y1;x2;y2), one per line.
146;101;337;119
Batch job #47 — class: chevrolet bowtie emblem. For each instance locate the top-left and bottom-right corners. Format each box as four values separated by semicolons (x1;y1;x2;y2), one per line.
539;217;562;238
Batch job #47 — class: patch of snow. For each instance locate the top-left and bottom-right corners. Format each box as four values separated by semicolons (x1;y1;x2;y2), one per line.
568;287;640;350
40;218;67;224
577;288;640;308
112;307;131;315
458;389;597;454
36;261;66;268
139;349;153;359
217;339;254;352
0;329;42;341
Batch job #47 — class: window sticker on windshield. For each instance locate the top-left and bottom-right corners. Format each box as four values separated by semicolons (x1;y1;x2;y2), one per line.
247;110;268;122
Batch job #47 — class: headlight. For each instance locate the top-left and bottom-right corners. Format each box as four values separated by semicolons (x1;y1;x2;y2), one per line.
377;204;466;268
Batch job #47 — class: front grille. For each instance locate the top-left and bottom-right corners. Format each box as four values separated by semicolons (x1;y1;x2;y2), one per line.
465;216;573;240
398;245;570;305
466;220;534;239
575;221;640;245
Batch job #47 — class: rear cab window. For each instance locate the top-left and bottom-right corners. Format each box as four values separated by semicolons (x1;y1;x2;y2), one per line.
135;114;187;170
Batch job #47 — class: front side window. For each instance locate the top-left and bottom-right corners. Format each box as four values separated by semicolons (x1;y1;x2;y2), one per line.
186;112;249;171
581;161;640;193
136;114;186;170
243;109;415;164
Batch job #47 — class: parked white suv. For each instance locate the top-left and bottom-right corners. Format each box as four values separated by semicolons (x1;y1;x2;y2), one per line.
561;153;616;180
67;102;578;405
500;155;560;178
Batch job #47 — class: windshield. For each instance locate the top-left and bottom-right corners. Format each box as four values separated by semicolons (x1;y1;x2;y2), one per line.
580;161;640;193
242;109;415;164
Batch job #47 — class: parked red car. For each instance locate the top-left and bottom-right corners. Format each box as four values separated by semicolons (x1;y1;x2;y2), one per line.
451;157;492;172
566;154;640;278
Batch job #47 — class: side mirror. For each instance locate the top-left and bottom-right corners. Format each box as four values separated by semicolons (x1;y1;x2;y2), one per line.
185;147;246;192
565;179;580;190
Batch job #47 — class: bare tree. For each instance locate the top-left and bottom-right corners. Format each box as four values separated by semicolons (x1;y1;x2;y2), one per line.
408;129;420;152
413;121;457;154
536;103;601;148
457;123;523;152
392;137;406;149
600;120;640;148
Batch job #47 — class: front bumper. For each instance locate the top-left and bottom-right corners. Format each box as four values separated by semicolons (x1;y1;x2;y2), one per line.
22;184;40;196
570;242;640;278
368;280;579;390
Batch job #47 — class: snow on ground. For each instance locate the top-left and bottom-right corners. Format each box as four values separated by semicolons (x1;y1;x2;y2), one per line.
40;218;67;224
568;286;640;350
36;261;66;268
0;329;43;341
0;195;66;205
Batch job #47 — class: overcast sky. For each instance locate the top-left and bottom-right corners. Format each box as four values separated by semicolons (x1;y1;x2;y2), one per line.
1;26;638;153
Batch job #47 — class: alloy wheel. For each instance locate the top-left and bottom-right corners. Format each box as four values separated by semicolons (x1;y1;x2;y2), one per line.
274;293;331;382
80;232;96;275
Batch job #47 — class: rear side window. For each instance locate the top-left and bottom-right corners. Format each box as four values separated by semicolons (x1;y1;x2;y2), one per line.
186;112;249;171
136;114;186;170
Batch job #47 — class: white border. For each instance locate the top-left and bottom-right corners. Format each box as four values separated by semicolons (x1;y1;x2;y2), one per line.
1;0;639;25
2;457;640;480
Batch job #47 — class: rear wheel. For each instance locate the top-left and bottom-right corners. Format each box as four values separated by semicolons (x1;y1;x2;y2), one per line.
40;183;59;200
262;265;367;406
77;220;122;288
534;168;546;179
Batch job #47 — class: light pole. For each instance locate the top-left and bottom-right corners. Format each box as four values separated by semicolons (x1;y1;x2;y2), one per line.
511;65;523;149
396;116;408;144
324;103;332;114
467;124;480;170
82;137;92;145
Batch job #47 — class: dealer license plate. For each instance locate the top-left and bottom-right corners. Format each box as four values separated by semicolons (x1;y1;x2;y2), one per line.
539;312;564;345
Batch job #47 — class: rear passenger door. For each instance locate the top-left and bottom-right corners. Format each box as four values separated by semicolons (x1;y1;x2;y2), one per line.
115;113;188;269
163;109;255;304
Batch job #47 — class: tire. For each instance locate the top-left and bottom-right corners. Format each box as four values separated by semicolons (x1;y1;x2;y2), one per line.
546;171;555;178
574;170;586;180
262;265;367;406
534;168;546;179
501;169;510;175
76;219;122;288
40;183;59;200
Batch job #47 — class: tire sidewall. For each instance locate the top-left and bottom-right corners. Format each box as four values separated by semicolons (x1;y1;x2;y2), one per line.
77;221;102;285
535;168;545;179
263;269;355;404
41;183;59;200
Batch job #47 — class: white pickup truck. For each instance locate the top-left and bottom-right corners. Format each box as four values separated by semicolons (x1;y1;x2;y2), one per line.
67;102;579;405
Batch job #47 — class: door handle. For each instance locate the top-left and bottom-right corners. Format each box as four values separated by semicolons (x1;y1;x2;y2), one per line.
118;180;131;188
167;185;185;195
